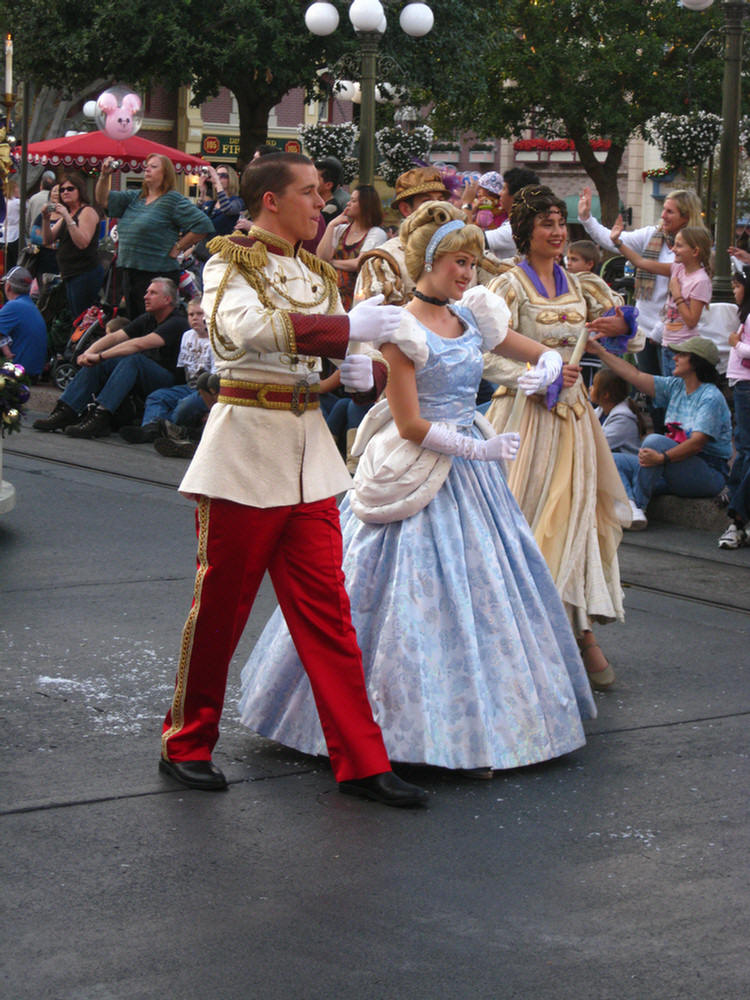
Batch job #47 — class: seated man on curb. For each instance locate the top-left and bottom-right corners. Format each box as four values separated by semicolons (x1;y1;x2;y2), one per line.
0;266;48;378
33;277;186;439
153;371;220;459
119;297;213;444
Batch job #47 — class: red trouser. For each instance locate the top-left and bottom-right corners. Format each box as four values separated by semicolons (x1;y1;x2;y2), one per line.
162;495;391;782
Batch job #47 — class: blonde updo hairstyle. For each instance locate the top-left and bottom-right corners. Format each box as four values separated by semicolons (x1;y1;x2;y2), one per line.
400;200;484;282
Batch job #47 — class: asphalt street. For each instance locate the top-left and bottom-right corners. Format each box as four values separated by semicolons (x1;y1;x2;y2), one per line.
1;424;749;1000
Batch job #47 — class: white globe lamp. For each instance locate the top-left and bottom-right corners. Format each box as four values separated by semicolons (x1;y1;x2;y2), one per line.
83;100;98;119
334;79;359;102
399;3;434;37
349;0;385;33
305;2;340;36
680;1;714;9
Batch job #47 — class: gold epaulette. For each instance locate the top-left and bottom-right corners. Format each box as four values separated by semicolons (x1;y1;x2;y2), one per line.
206;234;269;272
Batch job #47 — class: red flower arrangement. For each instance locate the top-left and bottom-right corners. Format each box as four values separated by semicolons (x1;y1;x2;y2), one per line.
513;138;611;152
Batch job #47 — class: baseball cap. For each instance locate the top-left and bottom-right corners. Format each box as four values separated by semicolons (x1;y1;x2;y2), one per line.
670;336;719;368
1;266;34;292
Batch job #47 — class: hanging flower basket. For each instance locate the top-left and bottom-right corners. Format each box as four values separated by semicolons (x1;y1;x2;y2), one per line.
376;125;434;187
645;112;722;167
297;123;360;183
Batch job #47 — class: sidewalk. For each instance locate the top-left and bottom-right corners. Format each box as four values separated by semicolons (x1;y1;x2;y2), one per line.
1;421;749;1000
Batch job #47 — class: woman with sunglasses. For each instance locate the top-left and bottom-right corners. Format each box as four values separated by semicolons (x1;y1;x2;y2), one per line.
41;173;105;318
198;164;245;235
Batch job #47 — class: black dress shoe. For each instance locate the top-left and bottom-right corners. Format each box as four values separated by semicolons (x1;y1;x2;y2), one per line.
159;757;228;791
338;770;429;808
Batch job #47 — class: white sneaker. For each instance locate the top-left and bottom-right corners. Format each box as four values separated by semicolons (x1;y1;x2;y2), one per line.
627;499;648;530
718;523;746;549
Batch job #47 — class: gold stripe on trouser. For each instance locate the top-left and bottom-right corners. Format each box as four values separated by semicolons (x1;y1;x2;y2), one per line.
161;496;212;758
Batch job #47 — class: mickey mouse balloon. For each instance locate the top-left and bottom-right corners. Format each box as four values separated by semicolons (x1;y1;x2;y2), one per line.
95;85;143;141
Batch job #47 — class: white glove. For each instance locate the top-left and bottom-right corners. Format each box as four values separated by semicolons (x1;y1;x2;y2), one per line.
517;350;562;395
348;293;402;345
340;353;374;392
422;423;520;462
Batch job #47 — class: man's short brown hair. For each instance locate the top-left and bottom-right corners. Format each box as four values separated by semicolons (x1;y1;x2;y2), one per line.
241;153;314;217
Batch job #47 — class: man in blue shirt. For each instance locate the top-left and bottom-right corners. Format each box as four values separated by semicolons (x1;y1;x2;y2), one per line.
0;267;48;377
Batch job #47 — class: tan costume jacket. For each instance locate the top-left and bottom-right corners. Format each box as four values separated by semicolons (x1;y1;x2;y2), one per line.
181;227;373;508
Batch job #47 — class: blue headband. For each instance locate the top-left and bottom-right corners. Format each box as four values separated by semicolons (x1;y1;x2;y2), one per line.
424;219;466;272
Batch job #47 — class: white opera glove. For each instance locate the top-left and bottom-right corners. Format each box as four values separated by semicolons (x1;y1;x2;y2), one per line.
421;423;521;462
340;353;374;392
516;350;563;395
348;293;402;345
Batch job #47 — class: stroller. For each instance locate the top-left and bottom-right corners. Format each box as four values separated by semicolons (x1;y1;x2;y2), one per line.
50;303;114;389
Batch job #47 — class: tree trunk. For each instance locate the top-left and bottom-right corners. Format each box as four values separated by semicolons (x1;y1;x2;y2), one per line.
232;86;278;169
570;132;625;226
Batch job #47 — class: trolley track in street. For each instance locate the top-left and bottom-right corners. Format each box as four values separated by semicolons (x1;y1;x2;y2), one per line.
6;443;750;615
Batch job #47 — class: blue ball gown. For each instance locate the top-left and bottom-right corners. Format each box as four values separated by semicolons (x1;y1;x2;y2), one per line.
238;306;596;771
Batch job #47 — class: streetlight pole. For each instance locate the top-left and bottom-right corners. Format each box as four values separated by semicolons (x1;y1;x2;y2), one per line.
713;1;746;301
358;32;379;185
305;2;433;186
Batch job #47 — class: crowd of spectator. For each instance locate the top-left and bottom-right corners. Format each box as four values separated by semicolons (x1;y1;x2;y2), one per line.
5;150;749;555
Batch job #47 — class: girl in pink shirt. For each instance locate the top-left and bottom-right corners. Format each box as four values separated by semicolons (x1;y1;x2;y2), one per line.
611;221;712;376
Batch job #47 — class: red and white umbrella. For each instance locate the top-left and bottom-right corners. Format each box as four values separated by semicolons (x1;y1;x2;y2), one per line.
17;130;207;174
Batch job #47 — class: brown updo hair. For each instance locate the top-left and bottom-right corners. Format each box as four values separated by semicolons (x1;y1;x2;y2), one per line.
400;200;484;282
509;185;567;256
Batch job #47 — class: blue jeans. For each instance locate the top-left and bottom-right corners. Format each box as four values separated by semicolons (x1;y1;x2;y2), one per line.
142;385;207;427
614;433;728;510
728;380;750;511
64;266;105;320
324;397;371;455
61;355;175;415
661;346;677;377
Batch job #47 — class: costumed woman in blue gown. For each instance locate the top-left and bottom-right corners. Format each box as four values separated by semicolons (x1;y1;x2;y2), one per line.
238;201;596;774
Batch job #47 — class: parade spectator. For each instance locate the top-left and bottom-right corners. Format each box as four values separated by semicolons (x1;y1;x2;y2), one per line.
32;277;186;439
25;170;56;231
465;171;506;232
566;240;601;275
28;182;61;279
611;217;712;377
316;185;386;310
152;371;220;459
590;369;646;454
41;173;104;319
3;182;20;269
578;186;703;381
198;164;245;236
95;154;214;320
483;167;540;259
586;334;731;530
315;156;349;224
718;265;750;549
119;298;213;443
0;266;48;377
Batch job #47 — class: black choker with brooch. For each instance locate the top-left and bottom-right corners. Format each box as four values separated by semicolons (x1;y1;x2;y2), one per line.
413;289;449;307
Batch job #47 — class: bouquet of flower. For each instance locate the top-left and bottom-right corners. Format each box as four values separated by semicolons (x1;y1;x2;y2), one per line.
645;111;722;167
298;123;360;183
0;362;31;437
376;125;434;187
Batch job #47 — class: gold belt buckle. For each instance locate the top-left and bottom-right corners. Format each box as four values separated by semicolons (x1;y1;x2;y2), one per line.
291;381;310;416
